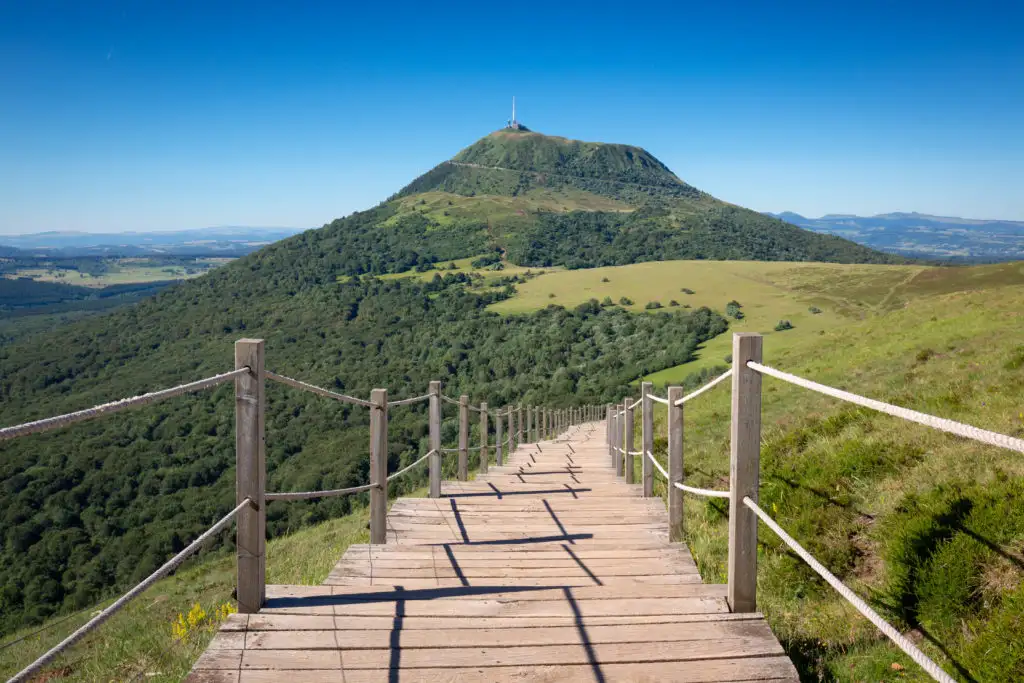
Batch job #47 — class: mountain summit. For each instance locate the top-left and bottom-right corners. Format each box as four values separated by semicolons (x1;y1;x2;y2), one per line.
307;129;901;273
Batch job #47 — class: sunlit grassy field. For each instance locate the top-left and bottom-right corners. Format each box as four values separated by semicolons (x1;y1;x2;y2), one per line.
488;259;1024;380
8;261;223;287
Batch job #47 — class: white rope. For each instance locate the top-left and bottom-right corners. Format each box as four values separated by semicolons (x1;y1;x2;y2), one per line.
467;404;484;413
674;369;733;406
0;368;248;441
743;497;955;683
644;450;669;479
387;393;431;407
441;447;459;453
265;371;372;407
646;393;669;406
673;481;730;498
440;394;462;406
389;450;435;481
9;498;253;683
628;450;644;456
627;397;642;410
748;362;1024;454
265;482;374;501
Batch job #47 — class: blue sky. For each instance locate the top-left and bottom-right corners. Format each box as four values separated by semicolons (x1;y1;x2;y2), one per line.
1;0;1022;233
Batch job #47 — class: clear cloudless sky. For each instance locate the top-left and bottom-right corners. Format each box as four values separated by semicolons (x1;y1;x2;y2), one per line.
2;0;1023;233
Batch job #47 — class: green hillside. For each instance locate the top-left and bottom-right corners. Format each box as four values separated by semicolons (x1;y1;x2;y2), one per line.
635;281;1024;682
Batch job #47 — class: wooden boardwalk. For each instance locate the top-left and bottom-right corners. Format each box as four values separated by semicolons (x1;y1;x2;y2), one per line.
188;423;798;682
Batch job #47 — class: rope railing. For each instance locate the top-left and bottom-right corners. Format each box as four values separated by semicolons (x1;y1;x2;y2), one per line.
674;369;732;406
387;393;432;407
265;371;373;407
645;393;669;406
9;498;254;683
265;482;375;501
644;449;669;479
743;497;955;683
747;362;1024;455
388;450;436;481
0;368;249;441
643;448;730;498
627;397;643;410
675;481;730;498
440;394;462;406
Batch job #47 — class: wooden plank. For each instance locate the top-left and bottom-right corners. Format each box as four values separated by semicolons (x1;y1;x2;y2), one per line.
244;619;775;650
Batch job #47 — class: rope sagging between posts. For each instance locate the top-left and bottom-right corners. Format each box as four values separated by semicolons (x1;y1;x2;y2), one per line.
674;481;730;498
9;498;254;683
644;450;669;479
387;393;432;407
388;450;436;480
743;496;956;683
646;393;669;406
265;482;375;501
0;368;249;441
747;362;1024;454
674;369;733;406
645;449;730;498
265;371;373;407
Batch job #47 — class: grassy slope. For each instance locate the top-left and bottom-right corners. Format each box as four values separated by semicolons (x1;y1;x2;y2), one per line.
0;501;383;681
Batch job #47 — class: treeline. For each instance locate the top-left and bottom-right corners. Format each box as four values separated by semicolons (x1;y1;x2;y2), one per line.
0;272;726;634
506;206;907;267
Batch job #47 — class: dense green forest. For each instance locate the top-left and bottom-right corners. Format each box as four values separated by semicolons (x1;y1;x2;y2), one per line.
0;267;726;633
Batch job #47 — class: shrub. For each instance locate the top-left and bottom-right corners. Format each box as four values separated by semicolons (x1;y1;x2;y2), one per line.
619;297;634;305
916;348;935;363
447;262;457;270
809;306;822;314
681;288;695;294
601;296;614;307
645;301;663;310
725;300;744;319
669;300;680;307
601;277;610;283
774;320;794;331
724;354;732;364
548;293;556;298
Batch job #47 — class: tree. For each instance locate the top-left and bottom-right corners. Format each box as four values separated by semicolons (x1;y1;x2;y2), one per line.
645;301;663;310
774;320;794;331
619;297;634;306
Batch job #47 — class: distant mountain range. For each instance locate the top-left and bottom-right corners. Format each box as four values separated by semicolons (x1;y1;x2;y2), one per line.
0;226;307;257
766;212;1024;262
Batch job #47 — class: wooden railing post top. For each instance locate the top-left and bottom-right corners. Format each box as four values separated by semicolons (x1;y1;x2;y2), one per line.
429;380;441;393
460;394;468;404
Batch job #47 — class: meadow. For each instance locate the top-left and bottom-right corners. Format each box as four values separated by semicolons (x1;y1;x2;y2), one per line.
6;257;229;287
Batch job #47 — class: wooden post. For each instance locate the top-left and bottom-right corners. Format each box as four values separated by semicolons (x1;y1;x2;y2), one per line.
458;395;469;481
667;386;684;541
479;401;489;473
606;405;613;465
641;381;654;498
624;398;635;483
613;406;621;475
508;406;515;455
369;388;388;545
729;333;763;613
428;381;441;499
516;404;522;447
235;338;265;614
525;404;532;444
495;407;504;466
